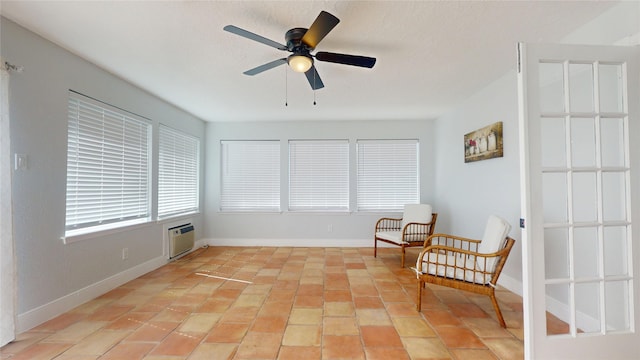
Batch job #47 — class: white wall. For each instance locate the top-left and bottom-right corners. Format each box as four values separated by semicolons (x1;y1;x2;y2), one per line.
1;17;206;332
432;70;522;292
203;119;436;247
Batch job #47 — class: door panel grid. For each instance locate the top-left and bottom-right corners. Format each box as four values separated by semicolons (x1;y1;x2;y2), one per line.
539;59;633;336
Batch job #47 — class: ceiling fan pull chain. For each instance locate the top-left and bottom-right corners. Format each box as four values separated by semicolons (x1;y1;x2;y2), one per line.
313;70;317;106
285;66;288;107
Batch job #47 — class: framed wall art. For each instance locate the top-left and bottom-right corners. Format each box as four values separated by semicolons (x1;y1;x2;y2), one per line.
464;121;503;163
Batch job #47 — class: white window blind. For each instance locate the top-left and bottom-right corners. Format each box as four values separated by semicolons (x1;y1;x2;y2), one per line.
357;139;419;211
289;140;349;211
220;140;280;211
158;125;200;218
65;92;151;234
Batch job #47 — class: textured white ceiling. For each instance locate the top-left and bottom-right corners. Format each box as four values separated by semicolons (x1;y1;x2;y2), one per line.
0;1;618;122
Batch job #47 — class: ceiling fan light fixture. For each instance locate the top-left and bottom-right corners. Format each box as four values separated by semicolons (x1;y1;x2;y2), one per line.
288;54;313;73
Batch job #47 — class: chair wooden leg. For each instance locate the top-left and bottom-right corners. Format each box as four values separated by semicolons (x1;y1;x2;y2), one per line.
374;239;377;258
401;246;405;267
416;278;423;311
489;291;507;328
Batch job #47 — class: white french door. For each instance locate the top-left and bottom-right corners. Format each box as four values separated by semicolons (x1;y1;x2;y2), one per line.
0;63;15;347
518;43;640;359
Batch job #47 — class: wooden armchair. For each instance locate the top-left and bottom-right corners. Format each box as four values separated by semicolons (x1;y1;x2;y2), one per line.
415;215;514;328
374;204;438;267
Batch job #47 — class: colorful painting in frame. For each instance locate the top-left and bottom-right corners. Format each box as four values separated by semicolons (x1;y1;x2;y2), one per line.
464;121;503;163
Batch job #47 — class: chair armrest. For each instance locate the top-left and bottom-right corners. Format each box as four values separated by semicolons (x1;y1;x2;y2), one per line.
401;222;434;242
375;217;402;232
423;233;481;251
418;244;506;261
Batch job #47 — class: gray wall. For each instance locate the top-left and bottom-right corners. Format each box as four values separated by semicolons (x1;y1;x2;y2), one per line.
432;70;523;291
204;120;436;246
1;17;206;331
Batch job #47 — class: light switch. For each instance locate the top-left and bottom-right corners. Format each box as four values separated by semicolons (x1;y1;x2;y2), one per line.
14;153;27;170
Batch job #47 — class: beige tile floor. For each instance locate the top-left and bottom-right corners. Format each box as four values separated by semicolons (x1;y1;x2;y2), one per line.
1;246;528;360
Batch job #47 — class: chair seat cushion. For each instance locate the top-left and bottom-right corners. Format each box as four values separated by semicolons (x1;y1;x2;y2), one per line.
376;231;406;244
376;231;427;244
418;253;493;284
376;231;424;244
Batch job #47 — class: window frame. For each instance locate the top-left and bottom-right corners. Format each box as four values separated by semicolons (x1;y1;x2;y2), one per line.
157;124;201;219
288;139;350;212
64;91;152;240
220;140;281;212
356;139;420;212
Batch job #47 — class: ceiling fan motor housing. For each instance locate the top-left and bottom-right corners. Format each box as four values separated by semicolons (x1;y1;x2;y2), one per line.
285;28;311;53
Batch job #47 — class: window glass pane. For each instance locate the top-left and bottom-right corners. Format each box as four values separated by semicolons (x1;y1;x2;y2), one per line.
357;139;419;211
573;227;599;279
570;117;596;167
572;172;597;222
605;281;631;331
602;171;627;222
158;125;200;218
569;63;594;113
540;117;566;168
546;283;570;336
289;140;349;211
220;140;280;211
544;228;570;280
600;117;625;167
575;282;601;334
542;172;568;223
599;63;624;113
539;62;565;113
604;226;629;277
65;91;151;233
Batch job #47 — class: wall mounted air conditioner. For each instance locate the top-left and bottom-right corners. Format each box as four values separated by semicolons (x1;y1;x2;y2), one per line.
168;223;194;259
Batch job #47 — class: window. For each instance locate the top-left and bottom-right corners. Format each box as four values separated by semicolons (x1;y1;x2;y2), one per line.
65;91;151;236
357;139;419;211
220;140;280;211
158;125;200;218
289;140;349;211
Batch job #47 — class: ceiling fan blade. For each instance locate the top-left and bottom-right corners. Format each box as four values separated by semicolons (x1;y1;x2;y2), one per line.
304;66;325;90
315;52;376;68
301;11;340;49
243;58;287;76
224;25;288;51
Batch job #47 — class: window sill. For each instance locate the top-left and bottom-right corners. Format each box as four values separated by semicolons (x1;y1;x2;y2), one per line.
62;218;152;244
284;210;351;215
156;211;200;224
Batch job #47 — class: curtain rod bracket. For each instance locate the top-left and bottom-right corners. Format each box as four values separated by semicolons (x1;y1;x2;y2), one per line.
3;61;24;73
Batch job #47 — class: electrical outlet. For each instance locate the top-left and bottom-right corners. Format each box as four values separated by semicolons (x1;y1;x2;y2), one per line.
122;248;129;260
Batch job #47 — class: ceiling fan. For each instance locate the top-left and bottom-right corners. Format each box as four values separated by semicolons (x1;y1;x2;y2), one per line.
223;11;376;90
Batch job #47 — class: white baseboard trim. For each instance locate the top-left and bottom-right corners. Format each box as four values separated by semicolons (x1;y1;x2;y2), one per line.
497;273;523;297
194;238;209;250
17;255;167;333
203;238;377;248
